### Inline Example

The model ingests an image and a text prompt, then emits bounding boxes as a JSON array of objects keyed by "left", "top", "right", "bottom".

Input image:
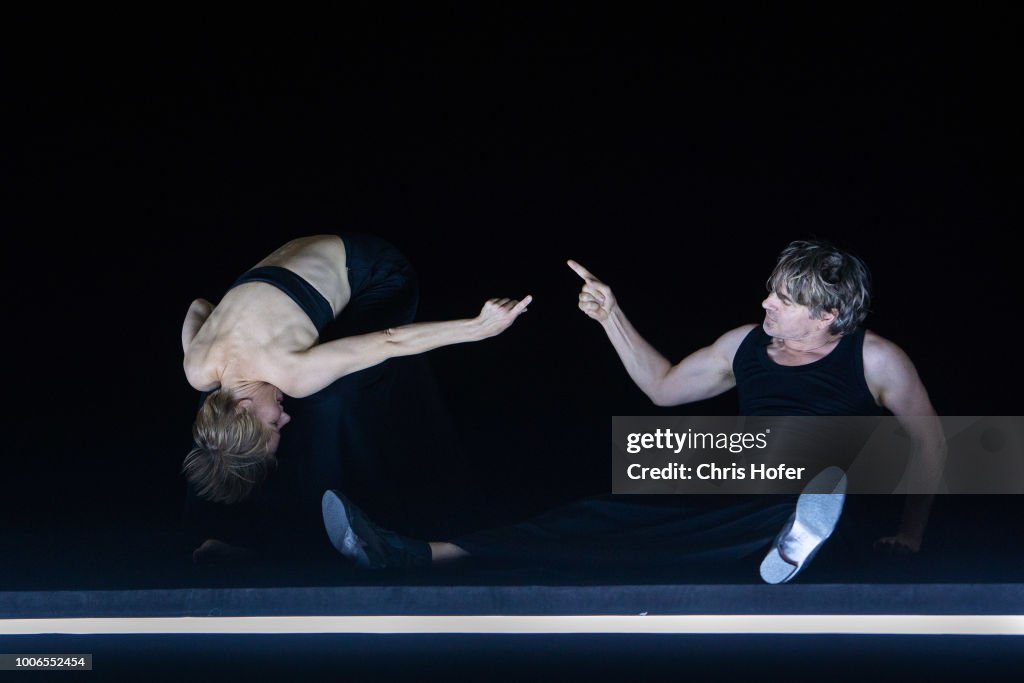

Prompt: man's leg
[
  {"left": 453, "top": 495, "right": 797, "bottom": 572},
  {"left": 323, "top": 490, "right": 796, "bottom": 575}
]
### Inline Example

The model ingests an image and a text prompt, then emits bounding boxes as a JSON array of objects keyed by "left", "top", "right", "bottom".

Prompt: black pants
[
  {"left": 452, "top": 495, "right": 796, "bottom": 575},
  {"left": 331, "top": 231, "right": 420, "bottom": 337},
  {"left": 184, "top": 234, "right": 458, "bottom": 553}
]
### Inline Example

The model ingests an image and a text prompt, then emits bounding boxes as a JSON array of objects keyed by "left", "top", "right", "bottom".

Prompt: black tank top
[{"left": 732, "top": 326, "right": 885, "bottom": 416}]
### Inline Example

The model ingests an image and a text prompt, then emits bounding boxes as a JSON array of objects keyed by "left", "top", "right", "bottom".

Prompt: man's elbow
[
  {"left": 645, "top": 382, "right": 674, "bottom": 407},
  {"left": 648, "top": 393, "right": 669, "bottom": 407}
]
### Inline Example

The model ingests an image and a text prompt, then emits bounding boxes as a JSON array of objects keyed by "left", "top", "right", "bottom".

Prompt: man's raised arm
[
  {"left": 273, "top": 296, "right": 532, "bottom": 398},
  {"left": 569, "top": 260, "right": 747, "bottom": 407}
]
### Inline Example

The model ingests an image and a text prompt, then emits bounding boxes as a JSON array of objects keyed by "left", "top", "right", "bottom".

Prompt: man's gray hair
[{"left": 767, "top": 240, "right": 872, "bottom": 335}]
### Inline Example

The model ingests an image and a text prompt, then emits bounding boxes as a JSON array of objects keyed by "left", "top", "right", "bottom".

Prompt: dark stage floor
[{"left": 2, "top": 633, "right": 1022, "bottom": 681}]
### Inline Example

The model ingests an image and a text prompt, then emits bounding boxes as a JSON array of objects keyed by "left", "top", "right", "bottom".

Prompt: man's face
[
  {"left": 242, "top": 386, "right": 291, "bottom": 455},
  {"left": 761, "top": 289, "right": 829, "bottom": 340}
]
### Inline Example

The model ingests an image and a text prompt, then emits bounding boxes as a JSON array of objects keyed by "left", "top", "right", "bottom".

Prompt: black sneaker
[{"left": 321, "top": 490, "right": 431, "bottom": 569}]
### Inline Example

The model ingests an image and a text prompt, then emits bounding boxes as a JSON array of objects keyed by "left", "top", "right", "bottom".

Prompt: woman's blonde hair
[{"left": 183, "top": 389, "right": 278, "bottom": 504}]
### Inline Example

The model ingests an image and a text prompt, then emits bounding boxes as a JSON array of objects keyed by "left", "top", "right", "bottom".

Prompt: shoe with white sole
[{"left": 760, "top": 466, "right": 848, "bottom": 584}]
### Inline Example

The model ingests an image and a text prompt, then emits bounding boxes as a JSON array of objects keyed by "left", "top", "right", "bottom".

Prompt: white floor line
[{"left": 2, "top": 614, "right": 1023, "bottom": 636}]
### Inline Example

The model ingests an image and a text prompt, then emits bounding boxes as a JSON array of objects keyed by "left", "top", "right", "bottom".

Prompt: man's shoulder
[
  {"left": 863, "top": 329, "right": 904, "bottom": 357},
  {"left": 710, "top": 324, "right": 760, "bottom": 363},
  {"left": 719, "top": 323, "right": 759, "bottom": 342},
  {"left": 713, "top": 324, "right": 759, "bottom": 346},
  {"left": 862, "top": 330, "right": 916, "bottom": 380},
  {"left": 861, "top": 330, "right": 935, "bottom": 414}
]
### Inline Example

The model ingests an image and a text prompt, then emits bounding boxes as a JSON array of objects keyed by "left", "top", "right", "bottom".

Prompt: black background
[{"left": 4, "top": 6, "right": 1021, "bottom": 581}]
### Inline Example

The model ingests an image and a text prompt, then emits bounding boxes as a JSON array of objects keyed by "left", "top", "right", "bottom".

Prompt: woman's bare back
[{"left": 183, "top": 235, "right": 352, "bottom": 391}]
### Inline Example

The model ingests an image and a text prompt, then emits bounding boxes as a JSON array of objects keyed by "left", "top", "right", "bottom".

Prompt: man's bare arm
[
  {"left": 569, "top": 260, "right": 747, "bottom": 406},
  {"left": 182, "top": 298, "right": 214, "bottom": 354},
  {"left": 273, "top": 296, "right": 532, "bottom": 398},
  {"left": 865, "top": 333, "right": 947, "bottom": 553}
]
